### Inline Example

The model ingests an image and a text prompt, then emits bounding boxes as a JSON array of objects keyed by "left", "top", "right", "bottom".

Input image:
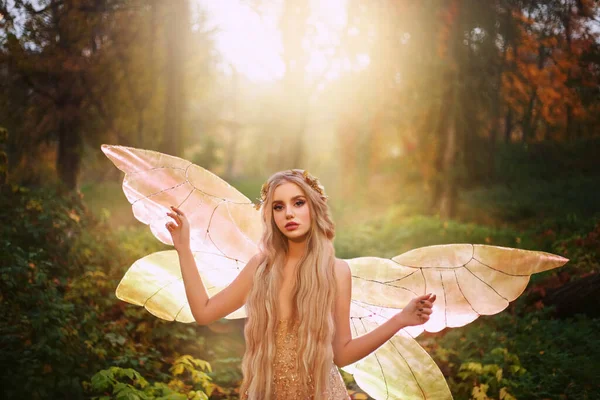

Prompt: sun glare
[{"left": 197, "top": 0, "right": 365, "bottom": 83}]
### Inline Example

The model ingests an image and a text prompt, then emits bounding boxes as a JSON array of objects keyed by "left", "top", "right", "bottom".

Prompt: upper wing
[
  {"left": 341, "top": 244, "right": 568, "bottom": 399},
  {"left": 102, "top": 144, "right": 262, "bottom": 262},
  {"left": 116, "top": 250, "right": 248, "bottom": 322},
  {"left": 348, "top": 244, "right": 568, "bottom": 333}
]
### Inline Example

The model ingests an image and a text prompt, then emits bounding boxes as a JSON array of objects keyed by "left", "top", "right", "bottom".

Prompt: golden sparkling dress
[{"left": 271, "top": 320, "right": 350, "bottom": 400}]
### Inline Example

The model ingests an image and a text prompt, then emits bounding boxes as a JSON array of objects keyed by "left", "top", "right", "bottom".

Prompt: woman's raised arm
[
  {"left": 331, "top": 259, "right": 436, "bottom": 367},
  {"left": 167, "top": 206, "right": 260, "bottom": 325}
]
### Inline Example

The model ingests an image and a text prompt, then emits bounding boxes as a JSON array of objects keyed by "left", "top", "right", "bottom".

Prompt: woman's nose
[{"left": 285, "top": 208, "right": 294, "bottom": 219}]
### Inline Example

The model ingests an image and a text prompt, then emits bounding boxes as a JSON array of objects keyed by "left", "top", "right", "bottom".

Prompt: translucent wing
[
  {"left": 348, "top": 244, "right": 568, "bottom": 333},
  {"left": 102, "top": 145, "right": 260, "bottom": 321},
  {"left": 102, "top": 144, "right": 261, "bottom": 262},
  {"left": 116, "top": 250, "right": 248, "bottom": 322},
  {"left": 342, "top": 244, "right": 568, "bottom": 399},
  {"left": 342, "top": 301, "right": 451, "bottom": 400}
]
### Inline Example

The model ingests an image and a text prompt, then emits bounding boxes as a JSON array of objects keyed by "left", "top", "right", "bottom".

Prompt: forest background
[{"left": 1, "top": 0, "right": 599, "bottom": 399}]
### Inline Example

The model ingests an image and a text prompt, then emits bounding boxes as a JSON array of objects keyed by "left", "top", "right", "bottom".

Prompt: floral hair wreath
[{"left": 254, "top": 170, "right": 328, "bottom": 210}]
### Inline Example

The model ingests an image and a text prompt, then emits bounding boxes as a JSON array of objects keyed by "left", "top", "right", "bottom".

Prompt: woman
[{"left": 165, "top": 169, "right": 436, "bottom": 399}]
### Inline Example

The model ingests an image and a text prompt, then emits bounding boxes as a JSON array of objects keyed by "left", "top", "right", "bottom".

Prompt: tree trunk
[
  {"left": 0, "top": 127, "right": 8, "bottom": 187},
  {"left": 161, "top": 0, "right": 188, "bottom": 157},
  {"left": 53, "top": 0, "right": 85, "bottom": 190},
  {"left": 430, "top": 0, "right": 461, "bottom": 218},
  {"left": 430, "top": 75, "right": 457, "bottom": 218},
  {"left": 545, "top": 274, "right": 600, "bottom": 319},
  {"left": 56, "top": 114, "right": 84, "bottom": 190},
  {"left": 504, "top": 109, "right": 513, "bottom": 143}
]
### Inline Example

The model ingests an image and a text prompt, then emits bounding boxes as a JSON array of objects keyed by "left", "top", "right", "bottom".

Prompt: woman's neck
[{"left": 286, "top": 236, "right": 307, "bottom": 263}]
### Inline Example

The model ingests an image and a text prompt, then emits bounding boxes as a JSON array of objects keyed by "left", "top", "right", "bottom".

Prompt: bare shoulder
[
  {"left": 334, "top": 258, "right": 351, "bottom": 281},
  {"left": 245, "top": 253, "right": 264, "bottom": 273}
]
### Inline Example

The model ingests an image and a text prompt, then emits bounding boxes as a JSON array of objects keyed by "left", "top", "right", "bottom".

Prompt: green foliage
[
  {"left": 461, "top": 176, "right": 600, "bottom": 228},
  {"left": 87, "top": 363, "right": 212, "bottom": 400},
  {"left": 0, "top": 186, "right": 104, "bottom": 398},
  {"left": 428, "top": 308, "right": 600, "bottom": 400},
  {"left": 0, "top": 186, "right": 241, "bottom": 399},
  {"left": 3, "top": 142, "right": 599, "bottom": 400},
  {"left": 335, "top": 210, "right": 532, "bottom": 259}
]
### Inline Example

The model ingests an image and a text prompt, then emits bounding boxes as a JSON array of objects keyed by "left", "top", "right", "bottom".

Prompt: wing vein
[
  {"left": 385, "top": 269, "right": 418, "bottom": 284},
  {"left": 185, "top": 164, "right": 252, "bottom": 205},
  {"left": 464, "top": 266, "right": 509, "bottom": 301},
  {"left": 225, "top": 202, "right": 260, "bottom": 248},
  {"left": 359, "top": 319, "right": 389, "bottom": 400},
  {"left": 453, "top": 269, "right": 480, "bottom": 316},
  {"left": 176, "top": 187, "right": 195, "bottom": 210},
  {"left": 351, "top": 276, "right": 418, "bottom": 294},
  {"left": 131, "top": 181, "right": 188, "bottom": 205},
  {"left": 125, "top": 166, "right": 187, "bottom": 177},
  {"left": 472, "top": 256, "right": 531, "bottom": 277},
  {"left": 439, "top": 270, "right": 448, "bottom": 327},
  {"left": 388, "top": 333, "right": 427, "bottom": 400},
  {"left": 173, "top": 301, "right": 188, "bottom": 321},
  {"left": 193, "top": 250, "right": 245, "bottom": 264},
  {"left": 142, "top": 276, "right": 184, "bottom": 318}
]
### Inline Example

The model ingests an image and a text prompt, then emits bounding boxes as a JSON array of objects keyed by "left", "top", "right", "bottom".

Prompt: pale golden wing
[
  {"left": 347, "top": 244, "right": 568, "bottom": 333},
  {"left": 342, "top": 301, "right": 451, "bottom": 400},
  {"left": 102, "top": 144, "right": 261, "bottom": 262},
  {"left": 116, "top": 250, "right": 247, "bottom": 322},
  {"left": 344, "top": 245, "right": 567, "bottom": 399},
  {"left": 392, "top": 244, "right": 568, "bottom": 332}
]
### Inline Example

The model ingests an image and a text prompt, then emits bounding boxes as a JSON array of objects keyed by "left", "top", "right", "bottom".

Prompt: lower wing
[{"left": 115, "top": 250, "right": 249, "bottom": 322}]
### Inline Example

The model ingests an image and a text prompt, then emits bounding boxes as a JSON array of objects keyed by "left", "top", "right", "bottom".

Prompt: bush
[
  {"left": 0, "top": 186, "right": 243, "bottom": 399},
  {"left": 428, "top": 308, "right": 600, "bottom": 400},
  {"left": 87, "top": 355, "right": 214, "bottom": 400}
]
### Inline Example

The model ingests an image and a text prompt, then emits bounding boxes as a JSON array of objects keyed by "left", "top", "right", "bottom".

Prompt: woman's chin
[{"left": 283, "top": 230, "right": 309, "bottom": 242}]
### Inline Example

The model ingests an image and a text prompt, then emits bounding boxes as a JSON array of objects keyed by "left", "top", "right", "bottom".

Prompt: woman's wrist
[
  {"left": 176, "top": 245, "right": 192, "bottom": 255},
  {"left": 393, "top": 311, "right": 409, "bottom": 330}
]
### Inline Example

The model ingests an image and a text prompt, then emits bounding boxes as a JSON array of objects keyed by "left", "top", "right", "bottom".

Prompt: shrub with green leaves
[{"left": 87, "top": 356, "right": 214, "bottom": 400}]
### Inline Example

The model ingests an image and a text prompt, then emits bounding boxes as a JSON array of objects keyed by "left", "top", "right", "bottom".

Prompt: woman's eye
[
  {"left": 295, "top": 200, "right": 305, "bottom": 207},
  {"left": 273, "top": 205, "right": 283, "bottom": 211}
]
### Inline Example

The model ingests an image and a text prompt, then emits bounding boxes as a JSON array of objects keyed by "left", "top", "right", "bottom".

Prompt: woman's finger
[
  {"left": 416, "top": 293, "right": 432, "bottom": 302},
  {"left": 419, "top": 294, "right": 435, "bottom": 304},
  {"left": 166, "top": 212, "right": 182, "bottom": 226},
  {"left": 171, "top": 206, "right": 185, "bottom": 217}
]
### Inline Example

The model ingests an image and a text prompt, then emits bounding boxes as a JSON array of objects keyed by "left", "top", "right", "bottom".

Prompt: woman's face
[{"left": 272, "top": 182, "right": 311, "bottom": 241}]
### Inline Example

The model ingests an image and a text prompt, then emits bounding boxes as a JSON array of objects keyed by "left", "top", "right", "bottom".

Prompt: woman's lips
[{"left": 285, "top": 222, "right": 299, "bottom": 230}]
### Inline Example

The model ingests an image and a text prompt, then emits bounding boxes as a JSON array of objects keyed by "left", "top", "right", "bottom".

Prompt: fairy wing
[
  {"left": 102, "top": 144, "right": 261, "bottom": 262},
  {"left": 102, "top": 145, "right": 260, "bottom": 321},
  {"left": 115, "top": 250, "right": 247, "bottom": 322},
  {"left": 344, "top": 300, "right": 452, "bottom": 399},
  {"left": 342, "top": 244, "right": 568, "bottom": 399},
  {"left": 349, "top": 244, "right": 568, "bottom": 333}
]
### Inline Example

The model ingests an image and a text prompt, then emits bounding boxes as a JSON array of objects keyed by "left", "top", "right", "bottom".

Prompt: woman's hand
[
  {"left": 166, "top": 206, "right": 191, "bottom": 253},
  {"left": 397, "top": 293, "right": 436, "bottom": 327}
]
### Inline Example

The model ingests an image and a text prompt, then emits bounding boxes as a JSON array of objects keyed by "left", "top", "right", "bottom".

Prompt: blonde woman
[{"left": 165, "top": 169, "right": 436, "bottom": 399}]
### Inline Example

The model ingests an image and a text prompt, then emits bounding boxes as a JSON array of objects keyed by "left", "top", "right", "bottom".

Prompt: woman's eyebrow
[{"left": 272, "top": 195, "right": 306, "bottom": 203}]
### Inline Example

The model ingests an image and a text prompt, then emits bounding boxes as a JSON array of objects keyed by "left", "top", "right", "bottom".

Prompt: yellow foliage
[
  {"left": 25, "top": 199, "right": 43, "bottom": 211},
  {"left": 171, "top": 363, "right": 185, "bottom": 376},
  {"left": 500, "top": 387, "right": 517, "bottom": 400},
  {"left": 472, "top": 383, "right": 490, "bottom": 400},
  {"left": 68, "top": 209, "right": 80, "bottom": 223}
]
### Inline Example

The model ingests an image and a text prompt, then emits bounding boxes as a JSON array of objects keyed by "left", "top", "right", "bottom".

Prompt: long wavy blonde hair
[{"left": 240, "top": 170, "right": 337, "bottom": 399}]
